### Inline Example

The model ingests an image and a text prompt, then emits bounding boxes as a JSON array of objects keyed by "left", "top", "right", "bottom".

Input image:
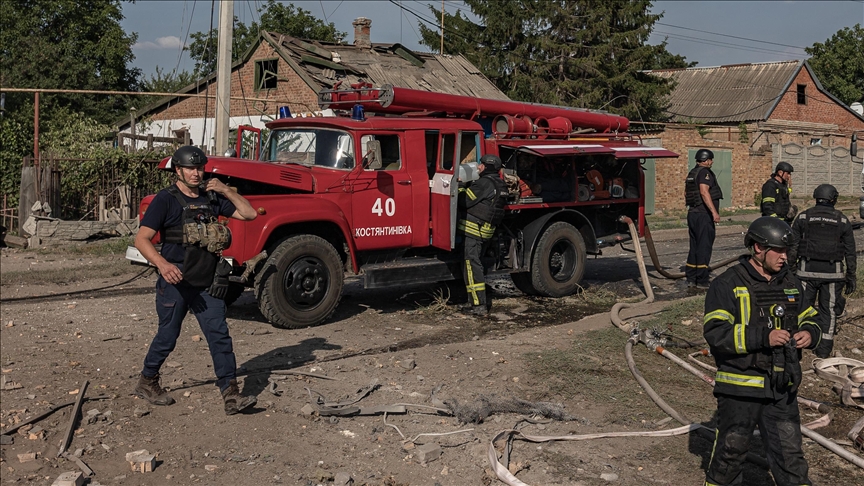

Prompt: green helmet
[{"left": 744, "top": 216, "right": 792, "bottom": 250}]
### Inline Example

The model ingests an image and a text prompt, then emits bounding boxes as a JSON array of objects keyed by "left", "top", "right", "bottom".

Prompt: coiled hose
[{"left": 614, "top": 217, "right": 864, "bottom": 471}]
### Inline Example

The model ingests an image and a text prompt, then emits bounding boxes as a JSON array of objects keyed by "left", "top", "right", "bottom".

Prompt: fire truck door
[
  {"left": 350, "top": 134, "right": 414, "bottom": 250},
  {"left": 430, "top": 131, "right": 480, "bottom": 250}
]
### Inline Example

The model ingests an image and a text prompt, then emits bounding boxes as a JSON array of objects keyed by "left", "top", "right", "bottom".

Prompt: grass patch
[
  {"left": 32, "top": 236, "right": 134, "bottom": 257},
  {"left": 637, "top": 295, "right": 706, "bottom": 343},
  {"left": 524, "top": 297, "right": 714, "bottom": 424},
  {"left": 850, "top": 257, "right": 864, "bottom": 300},
  {"left": 1, "top": 260, "right": 139, "bottom": 286}
]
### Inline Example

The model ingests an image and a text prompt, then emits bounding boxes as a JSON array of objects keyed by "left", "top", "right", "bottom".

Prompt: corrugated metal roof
[
  {"left": 266, "top": 32, "right": 508, "bottom": 101},
  {"left": 645, "top": 61, "right": 803, "bottom": 123}
]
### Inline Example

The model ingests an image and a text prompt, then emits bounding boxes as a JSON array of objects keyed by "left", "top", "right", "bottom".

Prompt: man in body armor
[
  {"left": 685, "top": 148, "right": 723, "bottom": 289},
  {"left": 761, "top": 161, "right": 796, "bottom": 223},
  {"left": 788, "top": 184, "right": 857, "bottom": 358},
  {"left": 458, "top": 154, "right": 509, "bottom": 316},
  {"left": 703, "top": 217, "right": 821, "bottom": 486},
  {"left": 133, "top": 146, "right": 259, "bottom": 415}
]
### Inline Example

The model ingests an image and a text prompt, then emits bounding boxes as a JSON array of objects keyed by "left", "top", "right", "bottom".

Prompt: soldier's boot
[
  {"left": 134, "top": 373, "right": 175, "bottom": 406},
  {"left": 222, "top": 379, "right": 257, "bottom": 415}
]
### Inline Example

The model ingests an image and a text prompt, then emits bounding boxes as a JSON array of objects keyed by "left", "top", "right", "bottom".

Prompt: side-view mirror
[
  {"left": 363, "top": 140, "right": 382, "bottom": 170},
  {"left": 851, "top": 133, "right": 858, "bottom": 158}
]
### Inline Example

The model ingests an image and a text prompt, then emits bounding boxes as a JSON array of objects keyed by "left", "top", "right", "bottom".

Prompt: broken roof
[
  {"left": 262, "top": 31, "right": 507, "bottom": 100},
  {"left": 645, "top": 60, "right": 803, "bottom": 123}
]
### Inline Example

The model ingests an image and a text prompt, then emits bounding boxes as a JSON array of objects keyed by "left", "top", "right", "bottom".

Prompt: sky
[{"left": 121, "top": 0, "right": 864, "bottom": 81}]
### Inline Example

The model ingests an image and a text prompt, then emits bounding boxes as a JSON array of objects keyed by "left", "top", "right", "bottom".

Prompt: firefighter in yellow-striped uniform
[
  {"left": 703, "top": 217, "right": 820, "bottom": 486},
  {"left": 760, "top": 161, "right": 796, "bottom": 223},
  {"left": 457, "top": 154, "right": 509, "bottom": 316}
]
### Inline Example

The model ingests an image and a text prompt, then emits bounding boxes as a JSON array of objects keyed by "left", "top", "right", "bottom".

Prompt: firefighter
[
  {"left": 685, "top": 148, "right": 723, "bottom": 289},
  {"left": 761, "top": 161, "right": 796, "bottom": 222},
  {"left": 133, "top": 146, "right": 259, "bottom": 415},
  {"left": 788, "top": 184, "right": 857, "bottom": 358},
  {"left": 703, "top": 216, "right": 821, "bottom": 486},
  {"left": 457, "top": 154, "right": 509, "bottom": 316}
]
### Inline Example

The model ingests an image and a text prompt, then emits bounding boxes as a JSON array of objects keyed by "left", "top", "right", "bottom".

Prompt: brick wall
[
  {"left": 651, "top": 126, "right": 772, "bottom": 211},
  {"left": 770, "top": 67, "right": 864, "bottom": 134},
  {"left": 150, "top": 41, "right": 320, "bottom": 122}
]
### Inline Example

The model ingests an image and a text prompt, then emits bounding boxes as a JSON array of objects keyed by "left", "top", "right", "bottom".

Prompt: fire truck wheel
[
  {"left": 530, "top": 221, "right": 586, "bottom": 297},
  {"left": 510, "top": 273, "right": 539, "bottom": 296},
  {"left": 256, "top": 235, "right": 344, "bottom": 328}
]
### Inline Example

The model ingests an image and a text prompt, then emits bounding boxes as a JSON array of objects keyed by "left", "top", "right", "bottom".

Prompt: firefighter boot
[
  {"left": 134, "top": 373, "right": 175, "bottom": 406},
  {"left": 222, "top": 380, "right": 257, "bottom": 415}
]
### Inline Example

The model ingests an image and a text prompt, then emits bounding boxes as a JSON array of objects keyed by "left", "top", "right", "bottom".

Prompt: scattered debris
[
  {"left": 17, "top": 452, "right": 39, "bottom": 463},
  {"left": 51, "top": 471, "right": 85, "bottom": 486},
  {"left": 600, "top": 472, "right": 619, "bottom": 481},
  {"left": 399, "top": 359, "right": 416, "bottom": 371},
  {"left": 126, "top": 449, "right": 155, "bottom": 472},
  {"left": 133, "top": 407, "right": 150, "bottom": 418},
  {"left": 333, "top": 471, "right": 353, "bottom": 485},
  {"left": 265, "top": 380, "right": 283, "bottom": 397},
  {"left": 0, "top": 435, "right": 13, "bottom": 445},
  {"left": 1, "top": 375, "right": 23, "bottom": 390},
  {"left": 204, "top": 465, "right": 218, "bottom": 472},
  {"left": 58, "top": 380, "right": 89, "bottom": 457},
  {"left": 191, "top": 334, "right": 202, "bottom": 342},
  {"left": 445, "top": 396, "right": 573, "bottom": 424},
  {"left": 415, "top": 443, "right": 441, "bottom": 464}
]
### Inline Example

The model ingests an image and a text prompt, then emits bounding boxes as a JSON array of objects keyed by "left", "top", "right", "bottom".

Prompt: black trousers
[
  {"left": 706, "top": 393, "right": 810, "bottom": 486},
  {"left": 801, "top": 278, "right": 846, "bottom": 358},
  {"left": 687, "top": 211, "right": 716, "bottom": 285},
  {"left": 463, "top": 236, "right": 488, "bottom": 307}
]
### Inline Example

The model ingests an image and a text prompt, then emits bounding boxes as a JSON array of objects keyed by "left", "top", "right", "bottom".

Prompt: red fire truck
[{"left": 128, "top": 84, "right": 677, "bottom": 328}]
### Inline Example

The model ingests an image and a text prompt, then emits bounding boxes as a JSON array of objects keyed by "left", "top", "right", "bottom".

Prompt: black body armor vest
[
  {"left": 467, "top": 175, "right": 509, "bottom": 226},
  {"left": 799, "top": 206, "right": 845, "bottom": 262},
  {"left": 162, "top": 186, "right": 226, "bottom": 287},
  {"left": 685, "top": 166, "right": 722, "bottom": 207}
]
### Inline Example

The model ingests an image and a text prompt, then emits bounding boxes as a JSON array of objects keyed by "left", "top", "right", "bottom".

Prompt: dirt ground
[{"left": 1, "top": 226, "right": 863, "bottom": 486}]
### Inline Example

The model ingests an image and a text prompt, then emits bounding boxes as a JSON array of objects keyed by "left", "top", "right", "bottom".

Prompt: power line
[
  {"left": 655, "top": 22, "right": 808, "bottom": 50},
  {"left": 655, "top": 31, "right": 802, "bottom": 57}
]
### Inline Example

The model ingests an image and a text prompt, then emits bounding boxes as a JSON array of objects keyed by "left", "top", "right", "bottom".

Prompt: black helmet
[
  {"left": 480, "top": 154, "right": 503, "bottom": 172},
  {"left": 170, "top": 146, "right": 208, "bottom": 168},
  {"left": 775, "top": 161, "right": 794, "bottom": 174},
  {"left": 744, "top": 216, "right": 792, "bottom": 250},
  {"left": 813, "top": 184, "right": 838, "bottom": 204},
  {"left": 694, "top": 149, "right": 714, "bottom": 163}
]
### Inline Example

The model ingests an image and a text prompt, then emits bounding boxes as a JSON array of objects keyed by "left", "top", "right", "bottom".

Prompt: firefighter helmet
[
  {"left": 813, "top": 184, "right": 839, "bottom": 204},
  {"left": 170, "top": 146, "right": 208, "bottom": 168},
  {"left": 775, "top": 161, "right": 794, "bottom": 174},
  {"left": 694, "top": 149, "right": 714, "bottom": 163},
  {"left": 480, "top": 154, "right": 503, "bottom": 173},
  {"left": 744, "top": 216, "right": 793, "bottom": 250}
]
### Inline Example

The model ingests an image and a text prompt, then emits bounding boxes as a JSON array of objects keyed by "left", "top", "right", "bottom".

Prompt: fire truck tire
[
  {"left": 256, "top": 235, "right": 344, "bottom": 328},
  {"left": 510, "top": 273, "right": 539, "bottom": 296},
  {"left": 529, "top": 221, "right": 586, "bottom": 297}
]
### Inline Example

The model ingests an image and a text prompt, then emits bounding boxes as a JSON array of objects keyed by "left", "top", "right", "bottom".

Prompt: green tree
[
  {"left": 806, "top": 24, "right": 864, "bottom": 105},
  {"left": 417, "top": 0, "right": 687, "bottom": 121},
  {"left": 187, "top": 0, "right": 344, "bottom": 75},
  {"left": 0, "top": 0, "right": 141, "bottom": 210},
  {"left": 138, "top": 67, "right": 198, "bottom": 109}
]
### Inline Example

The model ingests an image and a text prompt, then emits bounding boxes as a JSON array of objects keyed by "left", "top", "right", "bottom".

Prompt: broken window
[
  {"left": 797, "top": 84, "right": 806, "bottom": 105},
  {"left": 255, "top": 59, "right": 278, "bottom": 91}
]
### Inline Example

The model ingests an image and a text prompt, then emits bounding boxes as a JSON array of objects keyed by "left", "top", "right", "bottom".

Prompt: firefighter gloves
[{"left": 208, "top": 258, "right": 233, "bottom": 299}]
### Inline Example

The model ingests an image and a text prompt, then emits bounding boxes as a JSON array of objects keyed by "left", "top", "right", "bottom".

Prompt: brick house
[
  {"left": 120, "top": 18, "right": 507, "bottom": 153},
  {"left": 642, "top": 61, "right": 864, "bottom": 211}
]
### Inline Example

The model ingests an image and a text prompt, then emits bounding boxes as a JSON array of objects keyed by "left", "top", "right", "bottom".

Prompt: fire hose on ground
[
  {"left": 615, "top": 217, "right": 864, "bottom": 470},
  {"left": 488, "top": 216, "right": 863, "bottom": 486},
  {"left": 642, "top": 223, "right": 745, "bottom": 280}
]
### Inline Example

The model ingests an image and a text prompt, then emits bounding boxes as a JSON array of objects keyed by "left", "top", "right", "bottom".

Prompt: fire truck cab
[{"left": 129, "top": 84, "right": 678, "bottom": 328}]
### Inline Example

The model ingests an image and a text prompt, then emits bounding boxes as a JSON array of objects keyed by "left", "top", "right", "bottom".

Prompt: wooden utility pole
[
  {"left": 215, "top": 0, "right": 234, "bottom": 156},
  {"left": 440, "top": 1, "right": 445, "bottom": 54}
]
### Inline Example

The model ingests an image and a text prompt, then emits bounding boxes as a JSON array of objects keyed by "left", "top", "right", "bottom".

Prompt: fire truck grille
[{"left": 280, "top": 171, "right": 302, "bottom": 183}]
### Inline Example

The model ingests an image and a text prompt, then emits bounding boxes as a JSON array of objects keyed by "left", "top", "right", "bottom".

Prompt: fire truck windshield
[{"left": 265, "top": 128, "right": 355, "bottom": 169}]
